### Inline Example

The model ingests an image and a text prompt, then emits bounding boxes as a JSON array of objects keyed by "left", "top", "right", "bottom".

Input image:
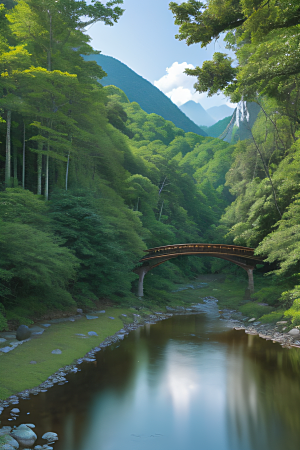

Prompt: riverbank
[{"left": 1, "top": 275, "right": 299, "bottom": 410}]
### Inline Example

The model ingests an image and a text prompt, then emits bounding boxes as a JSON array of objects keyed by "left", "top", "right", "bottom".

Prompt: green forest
[{"left": 1, "top": 0, "right": 300, "bottom": 331}]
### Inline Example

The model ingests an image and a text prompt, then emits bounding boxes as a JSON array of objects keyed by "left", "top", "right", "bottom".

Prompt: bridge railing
[{"left": 140, "top": 243, "right": 259, "bottom": 261}]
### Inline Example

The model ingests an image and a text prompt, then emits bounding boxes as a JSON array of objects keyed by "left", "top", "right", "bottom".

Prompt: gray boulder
[
  {"left": 0, "top": 427, "right": 12, "bottom": 437},
  {"left": 288, "top": 328, "right": 300, "bottom": 336},
  {"left": 3, "top": 435, "right": 19, "bottom": 448},
  {"left": 16, "top": 325, "right": 31, "bottom": 341},
  {"left": 11, "top": 424, "right": 37, "bottom": 447}
]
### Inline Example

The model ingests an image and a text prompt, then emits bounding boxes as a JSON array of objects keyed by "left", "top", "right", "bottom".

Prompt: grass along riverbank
[{"left": 0, "top": 307, "right": 152, "bottom": 400}]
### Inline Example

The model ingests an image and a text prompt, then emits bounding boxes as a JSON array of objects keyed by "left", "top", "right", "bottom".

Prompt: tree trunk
[
  {"left": 13, "top": 143, "right": 18, "bottom": 187},
  {"left": 158, "top": 200, "right": 164, "bottom": 221},
  {"left": 22, "top": 123, "right": 25, "bottom": 189},
  {"left": 65, "top": 152, "right": 70, "bottom": 190},
  {"left": 45, "top": 153, "right": 49, "bottom": 200},
  {"left": 5, "top": 110, "right": 11, "bottom": 187},
  {"left": 37, "top": 141, "right": 43, "bottom": 195}
]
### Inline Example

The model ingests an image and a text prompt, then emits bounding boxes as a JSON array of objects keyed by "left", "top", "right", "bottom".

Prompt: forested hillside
[
  {"left": 170, "top": 0, "right": 300, "bottom": 323},
  {"left": 1, "top": 0, "right": 300, "bottom": 331},
  {"left": 0, "top": 0, "right": 234, "bottom": 330}
]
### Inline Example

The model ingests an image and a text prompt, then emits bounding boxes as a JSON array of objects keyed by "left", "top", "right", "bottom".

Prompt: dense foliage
[
  {"left": 2, "top": 0, "right": 300, "bottom": 330},
  {"left": 0, "top": 0, "right": 236, "bottom": 329},
  {"left": 169, "top": 0, "right": 300, "bottom": 322}
]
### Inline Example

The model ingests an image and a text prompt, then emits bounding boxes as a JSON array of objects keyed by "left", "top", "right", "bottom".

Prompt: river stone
[
  {"left": 42, "top": 432, "right": 58, "bottom": 441},
  {"left": 41, "top": 324, "right": 51, "bottom": 328},
  {"left": 0, "top": 338, "right": 6, "bottom": 343},
  {"left": 11, "top": 425, "right": 37, "bottom": 447},
  {"left": 1, "top": 444, "right": 15, "bottom": 450},
  {"left": 88, "top": 331, "right": 98, "bottom": 336},
  {"left": 86, "top": 315, "right": 98, "bottom": 320},
  {"left": 77, "top": 308, "right": 83, "bottom": 314},
  {"left": 3, "top": 435, "right": 19, "bottom": 448},
  {"left": 248, "top": 318, "right": 256, "bottom": 322},
  {"left": 288, "top": 328, "right": 300, "bottom": 336},
  {"left": 16, "top": 325, "right": 31, "bottom": 341},
  {"left": 96, "top": 310, "right": 105, "bottom": 314},
  {"left": 0, "top": 346, "right": 13, "bottom": 353},
  {"left": 108, "top": 317, "right": 115, "bottom": 320},
  {"left": 10, "top": 408, "right": 20, "bottom": 414},
  {"left": 51, "top": 349, "right": 62, "bottom": 354},
  {"left": 277, "top": 321, "right": 288, "bottom": 324},
  {"left": 0, "top": 426, "right": 12, "bottom": 436},
  {"left": 23, "top": 424, "right": 35, "bottom": 429}
]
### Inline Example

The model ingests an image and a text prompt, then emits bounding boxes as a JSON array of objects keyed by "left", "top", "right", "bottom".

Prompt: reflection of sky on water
[
  {"left": 60, "top": 317, "right": 300, "bottom": 450},
  {"left": 79, "top": 328, "right": 233, "bottom": 450}
]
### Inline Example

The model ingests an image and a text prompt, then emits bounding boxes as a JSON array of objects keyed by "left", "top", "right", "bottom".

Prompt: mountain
[
  {"left": 221, "top": 101, "right": 261, "bottom": 143},
  {"left": 84, "top": 54, "right": 207, "bottom": 136},
  {"left": 201, "top": 115, "right": 232, "bottom": 138},
  {"left": 179, "top": 100, "right": 215, "bottom": 127},
  {"left": 206, "top": 105, "right": 235, "bottom": 122}
]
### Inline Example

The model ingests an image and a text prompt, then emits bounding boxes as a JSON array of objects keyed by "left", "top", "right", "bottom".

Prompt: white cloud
[
  {"left": 154, "top": 61, "right": 237, "bottom": 109},
  {"left": 154, "top": 62, "right": 205, "bottom": 106}
]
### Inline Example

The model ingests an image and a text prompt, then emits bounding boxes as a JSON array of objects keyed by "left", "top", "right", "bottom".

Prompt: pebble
[
  {"left": 88, "top": 331, "right": 98, "bottom": 336},
  {"left": 10, "top": 408, "right": 20, "bottom": 414},
  {"left": 86, "top": 315, "right": 98, "bottom": 320},
  {"left": 42, "top": 432, "right": 58, "bottom": 441},
  {"left": 96, "top": 310, "right": 105, "bottom": 314},
  {"left": 30, "top": 361, "right": 37, "bottom": 364},
  {"left": 51, "top": 349, "right": 62, "bottom": 355},
  {"left": 248, "top": 318, "right": 256, "bottom": 322},
  {"left": 0, "top": 338, "right": 7, "bottom": 343},
  {"left": 108, "top": 317, "right": 115, "bottom": 320},
  {"left": 41, "top": 324, "right": 51, "bottom": 328}
]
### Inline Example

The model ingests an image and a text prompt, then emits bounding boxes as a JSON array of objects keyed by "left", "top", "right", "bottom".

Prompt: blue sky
[{"left": 88, "top": 0, "right": 235, "bottom": 110}]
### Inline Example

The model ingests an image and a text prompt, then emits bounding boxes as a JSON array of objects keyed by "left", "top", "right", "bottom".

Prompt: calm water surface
[{"left": 3, "top": 308, "right": 300, "bottom": 450}]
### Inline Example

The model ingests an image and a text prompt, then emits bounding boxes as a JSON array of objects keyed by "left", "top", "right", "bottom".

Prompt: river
[{"left": 2, "top": 302, "right": 300, "bottom": 450}]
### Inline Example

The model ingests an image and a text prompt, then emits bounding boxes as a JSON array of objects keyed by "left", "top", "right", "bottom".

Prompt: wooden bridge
[{"left": 135, "top": 243, "right": 263, "bottom": 297}]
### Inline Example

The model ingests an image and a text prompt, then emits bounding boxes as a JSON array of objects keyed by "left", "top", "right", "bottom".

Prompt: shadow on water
[{"left": 2, "top": 311, "right": 300, "bottom": 450}]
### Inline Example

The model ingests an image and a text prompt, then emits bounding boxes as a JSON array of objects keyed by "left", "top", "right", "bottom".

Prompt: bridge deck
[{"left": 140, "top": 243, "right": 262, "bottom": 264}]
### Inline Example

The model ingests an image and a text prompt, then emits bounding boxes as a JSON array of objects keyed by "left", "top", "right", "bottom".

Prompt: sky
[{"left": 88, "top": 0, "right": 236, "bottom": 110}]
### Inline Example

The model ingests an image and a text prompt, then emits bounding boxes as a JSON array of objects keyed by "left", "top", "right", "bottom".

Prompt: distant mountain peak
[{"left": 179, "top": 100, "right": 215, "bottom": 127}]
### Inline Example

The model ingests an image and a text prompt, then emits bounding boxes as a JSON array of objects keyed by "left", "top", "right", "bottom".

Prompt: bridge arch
[{"left": 134, "top": 243, "right": 263, "bottom": 297}]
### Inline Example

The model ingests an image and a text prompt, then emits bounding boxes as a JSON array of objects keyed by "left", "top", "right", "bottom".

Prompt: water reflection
[{"left": 2, "top": 314, "right": 300, "bottom": 450}]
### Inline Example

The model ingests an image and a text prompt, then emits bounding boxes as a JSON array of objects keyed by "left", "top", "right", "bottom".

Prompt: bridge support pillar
[
  {"left": 136, "top": 266, "right": 151, "bottom": 297},
  {"left": 246, "top": 267, "right": 254, "bottom": 294}
]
